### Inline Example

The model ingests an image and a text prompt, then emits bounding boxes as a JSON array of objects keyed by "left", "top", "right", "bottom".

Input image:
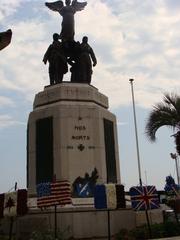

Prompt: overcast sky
[{"left": 0, "top": 0, "right": 180, "bottom": 192}]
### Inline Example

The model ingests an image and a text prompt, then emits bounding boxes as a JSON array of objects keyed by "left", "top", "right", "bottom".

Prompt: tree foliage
[{"left": 145, "top": 93, "right": 180, "bottom": 155}]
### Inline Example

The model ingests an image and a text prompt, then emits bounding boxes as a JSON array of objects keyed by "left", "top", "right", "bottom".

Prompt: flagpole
[
  {"left": 55, "top": 205, "right": 57, "bottom": 239},
  {"left": 107, "top": 209, "right": 111, "bottom": 240},
  {"left": 15, "top": 182, "right": 17, "bottom": 191},
  {"left": 8, "top": 218, "right": 14, "bottom": 240},
  {"left": 129, "top": 79, "right": 142, "bottom": 186},
  {"left": 8, "top": 182, "right": 17, "bottom": 240},
  {"left": 53, "top": 175, "right": 57, "bottom": 240},
  {"left": 129, "top": 79, "right": 152, "bottom": 238}
]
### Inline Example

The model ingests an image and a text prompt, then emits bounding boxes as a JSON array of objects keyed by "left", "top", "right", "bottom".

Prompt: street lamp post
[{"left": 170, "top": 153, "right": 180, "bottom": 185}]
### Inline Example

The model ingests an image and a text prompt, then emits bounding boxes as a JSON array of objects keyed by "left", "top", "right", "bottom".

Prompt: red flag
[
  {"left": 116, "top": 184, "right": 126, "bottom": 209},
  {"left": 0, "top": 29, "right": 12, "bottom": 51},
  {"left": 0, "top": 194, "right": 4, "bottom": 218},
  {"left": 17, "top": 189, "right": 28, "bottom": 216},
  {"left": 0, "top": 189, "right": 27, "bottom": 218}
]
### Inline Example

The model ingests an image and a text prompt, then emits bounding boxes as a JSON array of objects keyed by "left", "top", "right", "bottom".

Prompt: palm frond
[
  {"left": 163, "top": 92, "right": 180, "bottom": 115},
  {"left": 145, "top": 93, "right": 180, "bottom": 142}
]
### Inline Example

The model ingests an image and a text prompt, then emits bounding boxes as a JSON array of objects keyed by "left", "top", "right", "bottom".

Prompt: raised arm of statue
[
  {"left": 45, "top": 0, "right": 87, "bottom": 41},
  {"left": 89, "top": 48, "right": 97, "bottom": 67},
  {"left": 0, "top": 29, "right": 12, "bottom": 51}
]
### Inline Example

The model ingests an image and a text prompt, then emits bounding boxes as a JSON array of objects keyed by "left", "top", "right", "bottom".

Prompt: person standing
[
  {"left": 43, "top": 33, "right": 68, "bottom": 85},
  {"left": 79, "top": 36, "right": 97, "bottom": 84}
]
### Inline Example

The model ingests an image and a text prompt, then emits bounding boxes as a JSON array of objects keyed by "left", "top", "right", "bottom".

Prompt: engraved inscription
[
  {"left": 72, "top": 125, "right": 90, "bottom": 140},
  {"left": 72, "top": 136, "right": 90, "bottom": 140}
]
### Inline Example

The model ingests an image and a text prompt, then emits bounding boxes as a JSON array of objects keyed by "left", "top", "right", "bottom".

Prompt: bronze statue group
[{"left": 43, "top": 0, "right": 97, "bottom": 85}]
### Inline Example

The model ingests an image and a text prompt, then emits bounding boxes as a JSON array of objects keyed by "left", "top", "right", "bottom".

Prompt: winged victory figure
[{"left": 45, "top": 0, "right": 87, "bottom": 42}]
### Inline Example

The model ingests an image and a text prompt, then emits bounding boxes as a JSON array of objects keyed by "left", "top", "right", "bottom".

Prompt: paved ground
[{"left": 152, "top": 237, "right": 180, "bottom": 240}]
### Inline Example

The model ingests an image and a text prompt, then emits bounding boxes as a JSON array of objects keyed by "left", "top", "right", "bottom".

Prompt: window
[
  {"left": 103, "top": 119, "right": 117, "bottom": 183},
  {"left": 36, "top": 117, "right": 53, "bottom": 184}
]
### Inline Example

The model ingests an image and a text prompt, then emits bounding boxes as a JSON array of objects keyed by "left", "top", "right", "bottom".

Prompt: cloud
[
  {"left": 0, "top": 0, "right": 23, "bottom": 21},
  {"left": 0, "top": 0, "right": 180, "bottom": 110},
  {"left": 164, "top": 0, "right": 180, "bottom": 11},
  {"left": 82, "top": 0, "right": 180, "bottom": 109},
  {"left": 117, "top": 120, "right": 128, "bottom": 126},
  {"left": 0, "top": 96, "right": 15, "bottom": 107},
  {"left": 0, "top": 19, "right": 49, "bottom": 100},
  {"left": 0, "top": 115, "right": 25, "bottom": 129}
]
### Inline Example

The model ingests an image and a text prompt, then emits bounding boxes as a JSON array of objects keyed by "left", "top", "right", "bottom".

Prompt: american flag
[
  {"left": 129, "top": 185, "right": 159, "bottom": 211},
  {"left": 37, "top": 180, "right": 72, "bottom": 208}
]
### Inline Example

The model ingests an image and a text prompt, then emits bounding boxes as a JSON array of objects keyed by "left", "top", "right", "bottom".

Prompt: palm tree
[{"left": 145, "top": 93, "right": 180, "bottom": 155}]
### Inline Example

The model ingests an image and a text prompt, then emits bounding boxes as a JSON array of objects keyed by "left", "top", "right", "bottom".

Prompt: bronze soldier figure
[
  {"left": 43, "top": 33, "right": 68, "bottom": 85},
  {"left": 79, "top": 36, "right": 97, "bottom": 84}
]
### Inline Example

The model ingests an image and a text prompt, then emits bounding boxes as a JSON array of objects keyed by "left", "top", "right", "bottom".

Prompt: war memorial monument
[{"left": 24, "top": 0, "right": 136, "bottom": 239}]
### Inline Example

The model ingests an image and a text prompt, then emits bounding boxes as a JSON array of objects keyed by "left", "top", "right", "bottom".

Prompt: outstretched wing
[
  {"left": 45, "top": 1, "right": 64, "bottom": 12},
  {"left": 72, "top": 0, "right": 87, "bottom": 11},
  {"left": 0, "top": 29, "right": 12, "bottom": 51}
]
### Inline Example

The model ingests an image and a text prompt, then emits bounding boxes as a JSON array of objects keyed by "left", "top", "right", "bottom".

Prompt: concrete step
[{"left": 151, "top": 236, "right": 180, "bottom": 240}]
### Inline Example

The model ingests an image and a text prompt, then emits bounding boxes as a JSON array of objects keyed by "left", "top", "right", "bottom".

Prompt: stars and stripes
[
  {"left": 129, "top": 185, "right": 160, "bottom": 211},
  {"left": 37, "top": 180, "right": 72, "bottom": 208}
]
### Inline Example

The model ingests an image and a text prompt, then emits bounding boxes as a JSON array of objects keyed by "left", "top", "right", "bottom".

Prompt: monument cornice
[{"left": 33, "top": 83, "right": 109, "bottom": 110}]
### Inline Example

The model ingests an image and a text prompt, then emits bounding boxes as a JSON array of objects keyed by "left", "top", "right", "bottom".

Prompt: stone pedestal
[
  {"left": 16, "top": 207, "right": 136, "bottom": 240},
  {"left": 27, "top": 83, "right": 120, "bottom": 196}
]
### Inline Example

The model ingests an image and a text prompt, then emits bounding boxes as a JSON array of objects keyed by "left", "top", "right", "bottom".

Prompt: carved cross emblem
[{"left": 78, "top": 144, "right": 85, "bottom": 151}]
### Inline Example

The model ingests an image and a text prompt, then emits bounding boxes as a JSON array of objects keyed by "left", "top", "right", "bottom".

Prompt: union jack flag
[{"left": 129, "top": 185, "right": 160, "bottom": 211}]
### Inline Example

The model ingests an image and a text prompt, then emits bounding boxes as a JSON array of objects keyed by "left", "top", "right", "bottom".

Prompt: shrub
[
  {"left": 116, "top": 222, "right": 180, "bottom": 240},
  {"left": 0, "top": 236, "right": 15, "bottom": 240},
  {"left": 29, "top": 227, "right": 70, "bottom": 240}
]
